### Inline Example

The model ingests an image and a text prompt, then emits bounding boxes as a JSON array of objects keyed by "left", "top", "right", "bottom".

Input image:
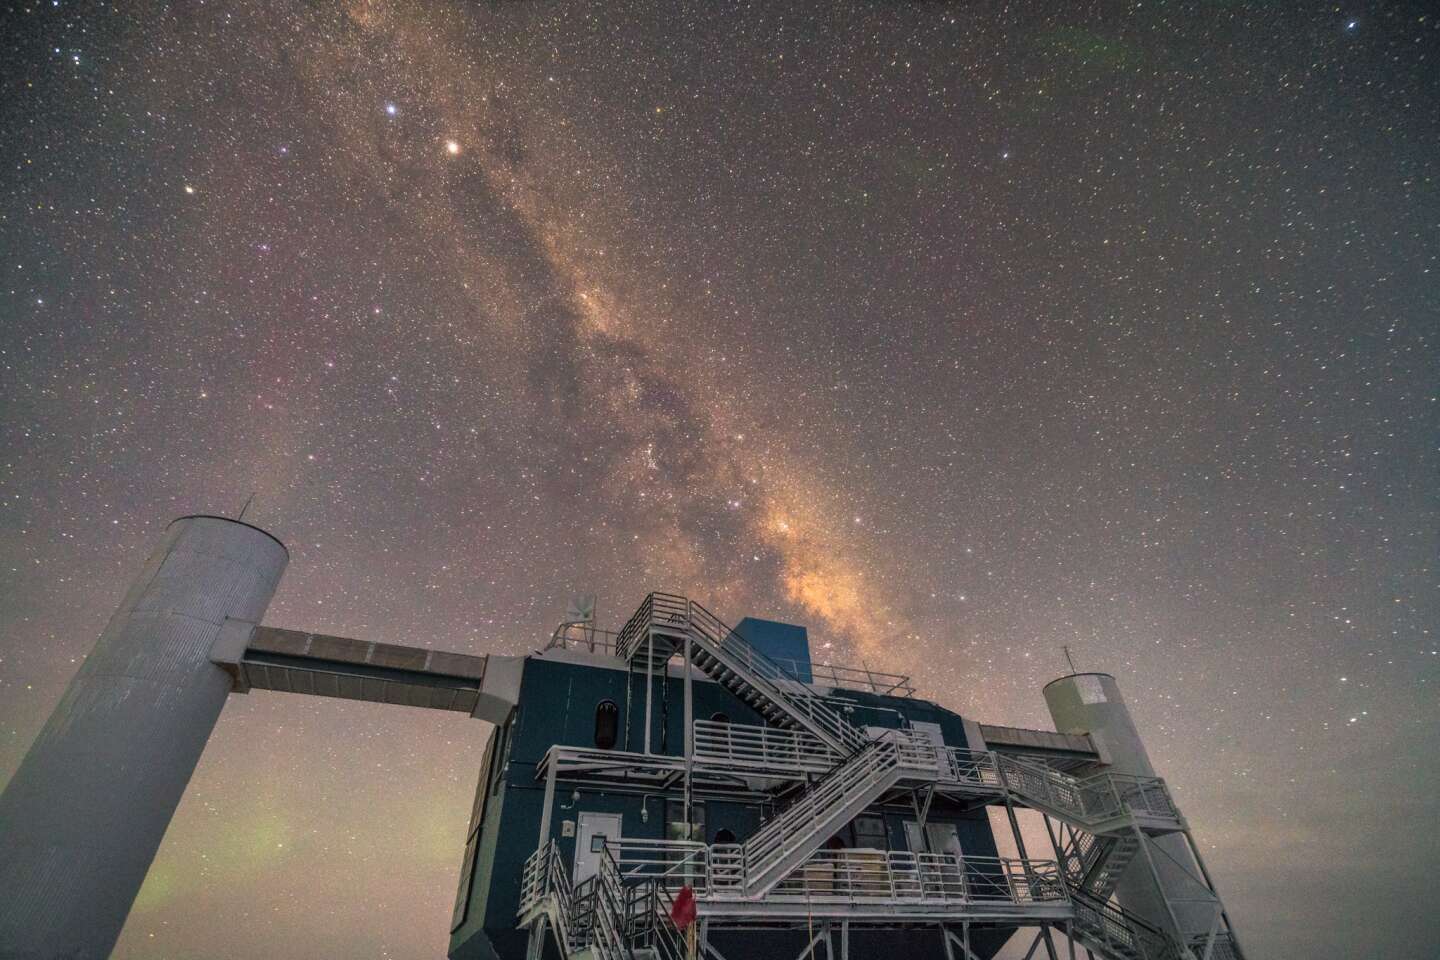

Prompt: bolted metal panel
[{"left": 0, "top": 516, "right": 287, "bottom": 960}]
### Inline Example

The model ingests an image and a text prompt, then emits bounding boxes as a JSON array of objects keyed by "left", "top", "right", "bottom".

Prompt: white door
[
  {"left": 574, "top": 812, "right": 622, "bottom": 885},
  {"left": 904, "top": 820, "right": 963, "bottom": 858}
]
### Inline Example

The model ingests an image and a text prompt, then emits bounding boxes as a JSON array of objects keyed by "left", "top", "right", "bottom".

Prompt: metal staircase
[
  {"left": 615, "top": 593, "right": 868, "bottom": 754},
  {"left": 597, "top": 593, "right": 1238, "bottom": 960},
  {"left": 518, "top": 841, "right": 585, "bottom": 960},
  {"left": 710, "top": 736, "right": 930, "bottom": 897},
  {"left": 1068, "top": 884, "right": 1182, "bottom": 960},
  {"left": 591, "top": 848, "right": 638, "bottom": 960},
  {"left": 1061, "top": 826, "right": 1142, "bottom": 901},
  {"left": 522, "top": 840, "right": 689, "bottom": 960},
  {"left": 995, "top": 753, "right": 1182, "bottom": 837}
]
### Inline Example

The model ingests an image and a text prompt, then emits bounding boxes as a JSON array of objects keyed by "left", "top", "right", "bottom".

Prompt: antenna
[
  {"left": 1063, "top": 644, "right": 1078, "bottom": 676},
  {"left": 236, "top": 492, "right": 257, "bottom": 522},
  {"left": 565, "top": 594, "right": 597, "bottom": 651}
]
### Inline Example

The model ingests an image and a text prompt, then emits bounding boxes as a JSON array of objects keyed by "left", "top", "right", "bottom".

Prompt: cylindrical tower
[
  {"left": 0, "top": 516, "right": 287, "bottom": 959},
  {"left": 1044, "top": 672, "right": 1212, "bottom": 941}
]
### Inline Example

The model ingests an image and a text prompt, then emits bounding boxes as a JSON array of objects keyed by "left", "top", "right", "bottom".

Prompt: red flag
[{"left": 669, "top": 885, "right": 697, "bottom": 929}]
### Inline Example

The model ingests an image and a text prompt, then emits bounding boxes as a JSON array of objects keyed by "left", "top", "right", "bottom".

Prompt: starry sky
[{"left": 1, "top": 1, "right": 1437, "bottom": 957}]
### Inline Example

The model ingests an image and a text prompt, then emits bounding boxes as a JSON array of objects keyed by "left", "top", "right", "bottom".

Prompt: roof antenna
[
  {"left": 236, "top": 491, "right": 257, "bottom": 522},
  {"left": 1062, "top": 644, "right": 1078, "bottom": 676}
]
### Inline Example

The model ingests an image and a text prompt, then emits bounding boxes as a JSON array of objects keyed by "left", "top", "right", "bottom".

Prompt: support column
[
  {"left": 644, "top": 631, "right": 655, "bottom": 754},
  {"left": 0, "top": 516, "right": 288, "bottom": 959},
  {"left": 683, "top": 635, "right": 694, "bottom": 829},
  {"left": 537, "top": 760, "right": 559, "bottom": 847}
]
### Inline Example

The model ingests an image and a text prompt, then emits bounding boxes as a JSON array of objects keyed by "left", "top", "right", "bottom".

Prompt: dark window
[
  {"left": 666, "top": 799, "right": 705, "bottom": 841},
  {"left": 594, "top": 700, "right": 619, "bottom": 749},
  {"left": 709, "top": 712, "right": 730, "bottom": 724},
  {"left": 714, "top": 828, "right": 737, "bottom": 844},
  {"left": 853, "top": 815, "right": 887, "bottom": 850}
]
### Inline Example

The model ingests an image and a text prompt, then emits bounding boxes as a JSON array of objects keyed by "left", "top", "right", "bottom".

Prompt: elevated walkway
[{"left": 233, "top": 626, "right": 487, "bottom": 712}]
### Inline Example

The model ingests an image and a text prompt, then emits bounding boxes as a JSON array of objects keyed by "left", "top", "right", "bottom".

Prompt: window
[
  {"left": 853, "top": 815, "right": 887, "bottom": 850},
  {"left": 666, "top": 799, "right": 705, "bottom": 841},
  {"left": 594, "top": 700, "right": 619, "bottom": 750}
]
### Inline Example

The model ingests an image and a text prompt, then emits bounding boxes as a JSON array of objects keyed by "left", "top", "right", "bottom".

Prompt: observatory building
[{"left": 0, "top": 517, "right": 1244, "bottom": 960}]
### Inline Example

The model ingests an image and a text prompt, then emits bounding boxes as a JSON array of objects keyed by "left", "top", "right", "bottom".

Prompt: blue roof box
[{"left": 734, "top": 617, "right": 812, "bottom": 683}]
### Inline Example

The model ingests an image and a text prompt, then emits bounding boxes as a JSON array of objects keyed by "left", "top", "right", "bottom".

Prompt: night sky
[{"left": 2, "top": 1, "right": 1437, "bottom": 958}]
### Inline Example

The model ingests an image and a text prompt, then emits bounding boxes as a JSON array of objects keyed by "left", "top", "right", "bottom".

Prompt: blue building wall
[{"left": 449, "top": 653, "right": 1004, "bottom": 960}]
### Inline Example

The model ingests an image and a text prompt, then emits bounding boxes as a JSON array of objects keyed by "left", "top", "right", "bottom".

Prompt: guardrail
[
  {"left": 766, "top": 850, "right": 1065, "bottom": 906},
  {"left": 719, "top": 737, "right": 904, "bottom": 891},
  {"left": 615, "top": 593, "right": 690, "bottom": 662},
  {"left": 1069, "top": 884, "right": 1180, "bottom": 960},
  {"left": 519, "top": 841, "right": 582, "bottom": 955},
  {"left": 765, "top": 656, "right": 917, "bottom": 697},
  {"left": 692, "top": 719, "right": 836, "bottom": 775},
  {"left": 997, "top": 754, "right": 1180, "bottom": 830},
  {"left": 605, "top": 838, "right": 1065, "bottom": 910},
  {"left": 546, "top": 621, "right": 622, "bottom": 654},
  {"left": 688, "top": 600, "right": 869, "bottom": 754},
  {"left": 693, "top": 720, "right": 1004, "bottom": 795}
]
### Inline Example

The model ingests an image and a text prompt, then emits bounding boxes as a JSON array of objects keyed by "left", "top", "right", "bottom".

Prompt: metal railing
[
  {"left": 692, "top": 719, "right": 1004, "bottom": 795},
  {"left": 1188, "top": 932, "right": 1241, "bottom": 960},
  {"left": 688, "top": 600, "right": 870, "bottom": 754},
  {"left": 766, "top": 656, "right": 916, "bottom": 697},
  {"left": 997, "top": 754, "right": 1180, "bottom": 832},
  {"left": 766, "top": 850, "right": 1066, "bottom": 906},
  {"left": 605, "top": 839, "right": 1066, "bottom": 911},
  {"left": 608, "top": 837, "right": 711, "bottom": 890},
  {"left": 938, "top": 746, "right": 1005, "bottom": 791},
  {"left": 615, "top": 592, "right": 690, "bottom": 662},
  {"left": 692, "top": 719, "right": 837, "bottom": 775},
  {"left": 592, "top": 847, "right": 635, "bottom": 960},
  {"left": 625, "top": 877, "right": 687, "bottom": 960},
  {"left": 707, "top": 735, "right": 942, "bottom": 894},
  {"left": 546, "top": 621, "right": 622, "bottom": 654},
  {"left": 613, "top": 594, "right": 870, "bottom": 755},
  {"left": 1068, "top": 884, "right": 1181, "bottom": 960},
  {"left": 519, "top": 841, "right": 582, "bottom": 955}
]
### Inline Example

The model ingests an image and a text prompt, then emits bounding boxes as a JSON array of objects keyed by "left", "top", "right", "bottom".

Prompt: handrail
[
  {"left": 519, "top": 841, "right": 582, "bottom": 955},
  {"left": 600, "top": 838, "right": 1066, "bottom": 911},
  {"left": 688, "top": 599, "right": 869, "bottom": 754},
  {"left": 547, "top": 621, "right": 622, "bottom": 654},
  {"left": 736, "top": 739, "right": 897, "bottom": 874},
  {"left": 692, "top": 719, "right": 1005, "bottom": 795},
  {"left": 1068, "top": 883, "right": 1181, "bottom": 960},
  {"left": 997, "top": 753, "right": 1180, "bottom": 830},
  {"left": 592, "top": 846, "right": 636, "bottom": 960},
  {"left": 691, "top": 719, "right": 838, "bottom": 774},
  {"left": 766, "top": 656, "right": 917, "bottom": 697}
]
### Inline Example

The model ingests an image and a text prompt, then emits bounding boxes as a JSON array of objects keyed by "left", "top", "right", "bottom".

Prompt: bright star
[
  {"left": 385, "top": 102, "right": 398, "bottom": 116},
  {"left": 445, "top": 140, "right": 461, "bottom": 155}
]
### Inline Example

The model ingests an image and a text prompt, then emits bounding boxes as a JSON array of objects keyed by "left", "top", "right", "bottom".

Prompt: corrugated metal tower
[{"left": 0, "top": 516, "right": 288, "bottom": 959}]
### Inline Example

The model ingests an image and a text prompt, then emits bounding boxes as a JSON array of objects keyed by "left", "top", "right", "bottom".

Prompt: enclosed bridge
[{"left": 0, "top": 516, "right": 1245, "bottom": 960}]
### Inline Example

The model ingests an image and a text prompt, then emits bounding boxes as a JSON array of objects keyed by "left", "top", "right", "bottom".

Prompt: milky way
[{"left": 2, "top": 3, "right": 1437, "bottom": 958}]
